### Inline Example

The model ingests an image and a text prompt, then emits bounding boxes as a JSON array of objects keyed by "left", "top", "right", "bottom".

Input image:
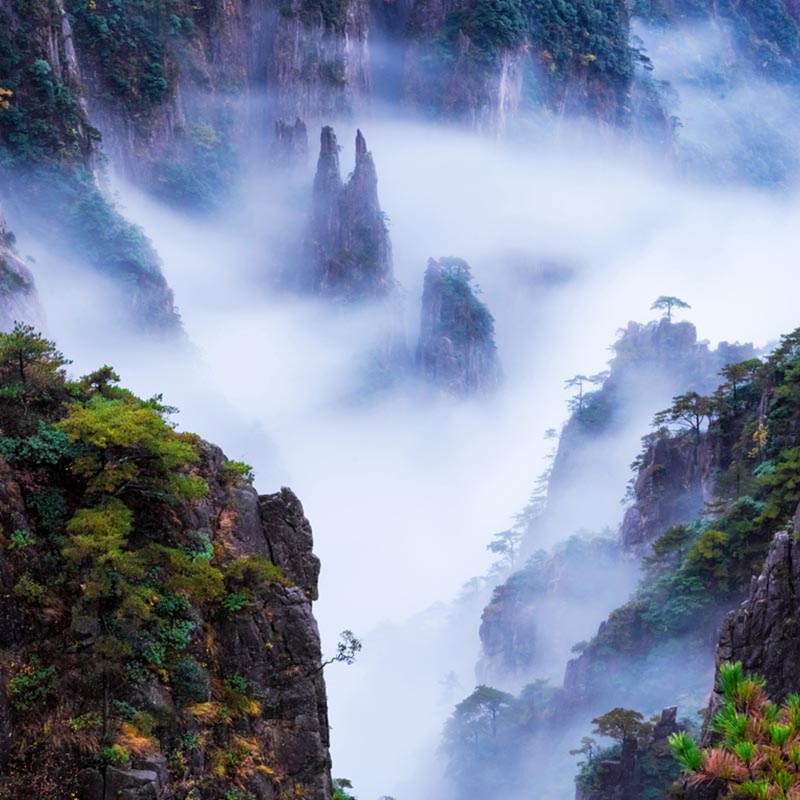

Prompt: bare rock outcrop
[
  {"left": 0, "top": 205, "right": 38, "bottom": 329},
  {"left": 298, "top": 126, "right": 394, "bottom": 299},
  {"left": 268, "top": 0, "right": 371, "bottom": 123},
  {"left": 619, "top": 435, "right": 708, "bottom": 553},
  {"left": 709, "top": 530, "right": 800, "bottom": 709},
  {"left": 272, "top": 117, "right": 310, "bottom": 166},
  {"left": 416, "top": 257, "right": 499, "bottom": 396}
]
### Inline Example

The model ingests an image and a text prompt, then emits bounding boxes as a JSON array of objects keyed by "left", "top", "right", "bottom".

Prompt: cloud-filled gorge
[{"left": 3, "top": 4, "right": 800, "bottom": 800}]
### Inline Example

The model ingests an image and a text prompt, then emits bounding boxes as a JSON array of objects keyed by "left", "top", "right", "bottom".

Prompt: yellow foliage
[
  {"left": 749, "top": 421, "right": 768, "bottom": 460},
  {"left": 187, "top": 701, "right": 220, "bottom": 723},
  {"left": 0, "top": 88, "right": 12, "bottom": 111},
  {"left": 114, "top": 721, "right": 158, "bottom": 758}
]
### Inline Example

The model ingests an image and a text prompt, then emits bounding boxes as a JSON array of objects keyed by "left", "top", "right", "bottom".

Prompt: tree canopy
[
  {"left": 651, "top": 296, "right": 691, "bottom": 322},
  {"left": 592, "top": 707, "right": 652, "bottom": 744}
]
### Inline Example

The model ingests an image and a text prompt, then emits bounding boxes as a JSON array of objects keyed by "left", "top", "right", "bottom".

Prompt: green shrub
[
  {"left": 222, "top": 592, "right": 249, "bottom": 612},
  {"left": 170, "top": 656, "right": 210, "bottom": 704},
  {"left": 158, "top": 619, "right": 195, "bottom": 651},
  {"left": 69, "top": 711, "right": 102, "bottom": 731},
  {"left": 441, "top": 0, "right": 527, "bottom": 66},
  {"left": 431, "top": 258, "right": 495, "bottom": 344},
  {"left": 8, "top": 529, "right": 33, "bottom": 549},
  {"left": 225, "top": 674, "right": 248, "bottom": 694},
  {"left": 113, "top": 700, "right": 138, "bottom": 720},
  {"left": 225, "top": 555, "right": 292, "bottom": 591},
  {"left": 0, "top": 421, "right": 74, "bottom": 464},
  {"left": 575, "top": 743, "right": 623, "bottom": 792},
  {"left": 671, "top": 662, "right": 800, "bottom": 795},
  {"left": 223, "top": 790, "right": 256, "bottom": 800},
  {"left": 219, "top": 461, "right": 255, "bottom": 486},
  {"left": 184, "top": 530, "right": 213, "bottom": 562},
  {"left": 100, "top": 744, "right": 131, "bottom": 767},
  {"left": 9, "top": 656, "right": 57, "bottom": 710},
  {"left": 13, "top": 573, "right": 46, "bottom": 601},
  {"left": 25, "top": 488, "right": 68, "bottom": 533}
]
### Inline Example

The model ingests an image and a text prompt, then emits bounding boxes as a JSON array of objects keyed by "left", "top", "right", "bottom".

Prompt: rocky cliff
[
  {"left": 63, "top": 0, "right": 371, "bottom": 190},
  {"left": 416, "top": 257, "right": 499, "bottom": 396},
  {"left": 403, "top": 0, "right": 526, "bottom": 131},
  {"left": 672, "top": 529, "right": 800, "bottom": 800},
  {"left": 272, "top": 117, "right": 310, "bottom": 166},
  {"left": 297, "top": 126, "right": 394, "bottom": 299},
  {"left": 269, "top": 0, "right": 371, "bottom": 124},
  {"left": 575, "top": 707, "right": 683, "bottom": 800},
  {"left": 0, "top": 328, "right": 332, "bottom": 800},
  {"left": 0, "top": 204, "right": 38, "bottom": 329},
  {"left": 635, "top": 0, "right": 800, "bottom": 81},
  {"left": 707, "top": 529, "right": 800, "bottom": 713},
  {"left": 475, "top": 320, "right": 754, "bottom": 685},
  {"left": 619, "top": 434, "right": 710, "bottom": 554},
  {"left": 477, "top": 535, "right": 633, "bottom": 685},
  {"left": 402, "top": 0, "right": 654, "bottom": 130},
  {"left": 545, "top": 319, "right": 754, "bottom": 545},
  {"left": 0, "top": 0, "right": 181, "bottom": 332}
]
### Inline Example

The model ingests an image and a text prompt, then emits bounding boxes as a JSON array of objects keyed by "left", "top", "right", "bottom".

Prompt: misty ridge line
[{"left": 3, "top": 1, "right": 800, "bottom": 797}]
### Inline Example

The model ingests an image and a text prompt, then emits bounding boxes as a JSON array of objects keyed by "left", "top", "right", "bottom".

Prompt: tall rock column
[
  {"left": 416, "top": 257, "right": 500, "bottom": 395},
  {"left": 301, "top": 126, "right": 394, "bottom": 300}
]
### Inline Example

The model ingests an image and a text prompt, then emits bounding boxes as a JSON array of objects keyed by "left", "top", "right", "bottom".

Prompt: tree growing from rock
[
  {"left": 719, "top": 359, "right": 763, "bottom": 409},
  {"left": 487, "top": 528, "right": 522, "bottom": 572},
  {"left": 651, "top": 296, "right": 691, "bottom": 322},
  {"left": 592, "top": 707, "right": 653, "bottom": 747},
  {"left": 565, "top": 372, "right": 607, "bottom": 412},
  {"left": 449, "top": 685, "right": 514, "bottom": 746},
  {"left": 653, "top": 392, "right": 716, "bottom": 437}
]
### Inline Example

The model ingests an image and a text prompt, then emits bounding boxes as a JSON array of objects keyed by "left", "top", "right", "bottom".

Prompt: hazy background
[{"left": 8, "top": 22, "right": 800, "bottom": 794}]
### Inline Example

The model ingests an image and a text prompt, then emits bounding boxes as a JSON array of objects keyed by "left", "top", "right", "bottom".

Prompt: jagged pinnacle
[
  {"left": 355, "top": 128, "right": 367, "bottom": 157},
  {"left": 320, "top": 125, "right": 339, "bottom": 156}
]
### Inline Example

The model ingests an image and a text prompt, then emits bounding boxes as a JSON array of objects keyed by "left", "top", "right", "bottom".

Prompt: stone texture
[
  {"left": 0, "top": 203, "right": 38, "bottom": 331},
  {"left": 619, "top": 435, "right": 707, "bottom": 553},
  {"left": 268, "top": 0, "right": 371, "bottom": 123},
  {"left": 272, "top": 117, "right": 309, "bottom": 166},
  {"left": 104, "top": 766, "right": 160, "bottom": 800},
  {"left": 260, "top": 488, "right": 321, "bottom": 600},
  {"left": 416, "top": 258, "right": 499, "bottom": 396},
  {"left": 0, "top": 442, "right": 332, "bottom": 800},
  {"left": 297, "top": 126, "right": 394, "bottom": 299},
  {"left": 710, "top": 531, "right": 800, "bottom": 707}
]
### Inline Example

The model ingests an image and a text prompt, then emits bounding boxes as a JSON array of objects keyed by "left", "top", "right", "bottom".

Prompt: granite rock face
[
  {"left": 619, "top": 434, "right": 710, "bottom": 554},
  {"left": 272, "top": 117, "right": 310, "bottom": 167},
  {"left": 268, "top": 0, "right": 371, "bottom": 123},
  {"left": 299, "top": 126, "right": 394, "bottom": 299},
  {"left": 416, "top": 257, "right": 499, "bottom": 396},
  {"left": 0, "top": 205, "right": 38, "bottom": 331},
  {"left": 711, "top": 530, "right": 800, "bottom": 707},
  {"left": 680, "top": 531, "right": 800, "bottom": 799},
  {"left": 0, "top": 440, "right": 332, "bottom": 800}
]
